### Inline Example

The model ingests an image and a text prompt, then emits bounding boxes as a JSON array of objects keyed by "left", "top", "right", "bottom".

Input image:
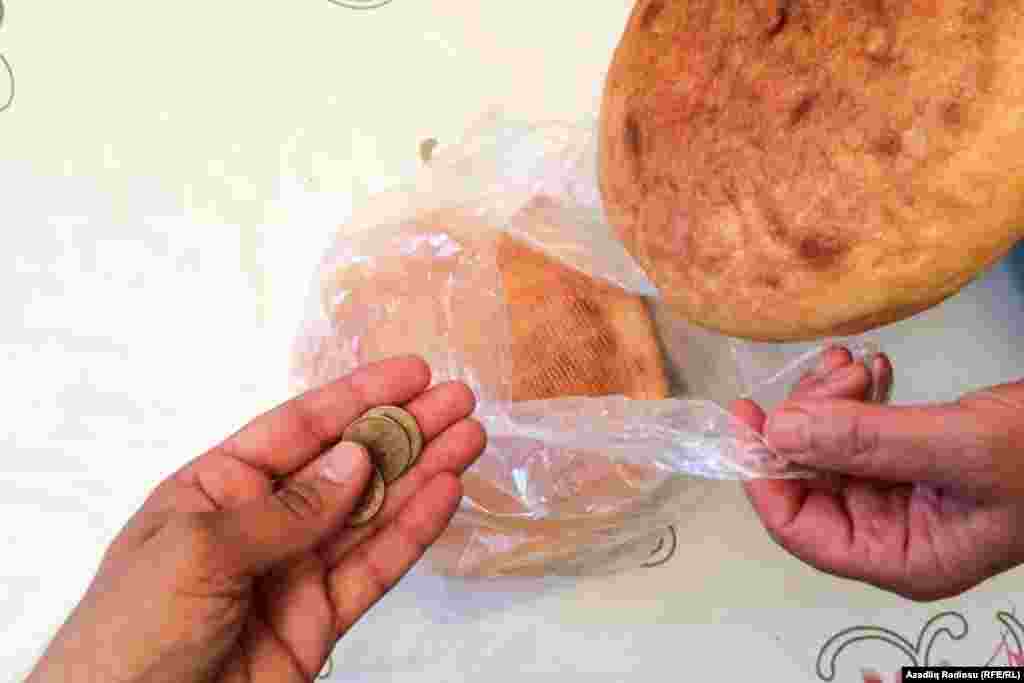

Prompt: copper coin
[
  {"left": 364, "top": 406, "right": 423, "bottom": 469},
  {"left": 419, "top": 138, "right": 438, "bottom": 163},
  {"left": 342, "top": 415, "right": 412, "bottom": 484},
  {"left": 346, "top": 465, "right": 386, "bottom": 527}
]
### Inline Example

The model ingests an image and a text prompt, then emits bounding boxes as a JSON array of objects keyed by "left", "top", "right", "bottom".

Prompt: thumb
[
  {"left": 206, "top": 441, "right": 373, "bottom": 575},
  {"left": 764, "top": 398, "right": 990, "bottom": 485}
]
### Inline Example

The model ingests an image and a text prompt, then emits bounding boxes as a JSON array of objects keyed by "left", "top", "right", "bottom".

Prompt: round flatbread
[{"left": 599, "top": 0, "right": 1024, "bottom": 341}]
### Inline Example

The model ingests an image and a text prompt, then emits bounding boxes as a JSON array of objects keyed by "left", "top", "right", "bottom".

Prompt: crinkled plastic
[{"left": 290, "top": 108, "right": 885, "bottom": 579}]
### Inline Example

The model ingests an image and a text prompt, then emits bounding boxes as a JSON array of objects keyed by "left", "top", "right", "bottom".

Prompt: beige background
[{"left": 2, "top": 1, "right": 1023, "bottom": 680}]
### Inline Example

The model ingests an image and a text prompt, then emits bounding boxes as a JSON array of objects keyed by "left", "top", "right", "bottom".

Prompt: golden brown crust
[
  {"left": 497, "top": 231, "right": 671, "bottom": 401},
  {"left": 435, "top": 230, "right": 671, "bottom": 577},
  {"left": 599, "top": 0, "right": 1024, "bottom": 341}
]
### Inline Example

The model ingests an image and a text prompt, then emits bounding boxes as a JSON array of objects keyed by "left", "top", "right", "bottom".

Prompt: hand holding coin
[
  {"left": 342, "top": 405, "right": 425, "bottom": 526},
  {"left": 27, "top": 356, "right": 486, "bottom": 683}
]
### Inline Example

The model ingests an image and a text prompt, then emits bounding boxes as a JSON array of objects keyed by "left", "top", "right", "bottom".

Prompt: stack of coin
[{"left": 341, "top": 405, "right": 424, "bottom": 527}]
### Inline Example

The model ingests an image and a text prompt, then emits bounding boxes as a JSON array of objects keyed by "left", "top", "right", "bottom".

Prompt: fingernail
[
  {"left": 815, "top": 348, "right": 837, "bottom": 375},
  {"left": 321, "top": 442, "right": 368, "bottom": 484},
  {"left": 766, "top": 410, "right": 810, "bottom": 452},
  {"left": 825, "top": 363, "right": 863, "bottom": 387}
]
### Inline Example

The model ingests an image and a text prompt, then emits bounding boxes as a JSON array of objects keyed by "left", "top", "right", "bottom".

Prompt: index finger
[
  {"left": 764, "top": 399, "right": 986, "bottom": 486},
  {"left": 194, "top": 355, "right": 432, "bottom": 479},
  {"left": 107, "top": 356, "right": 432, "bottom": 559}
]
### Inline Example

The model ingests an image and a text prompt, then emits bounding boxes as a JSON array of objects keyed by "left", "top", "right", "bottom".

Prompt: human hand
[
  {"left": 28, "top": 356, "right": 486, "bottom": 683},
  {"left": 735, "top": 347, "right": 1024, "bottom": 601}
]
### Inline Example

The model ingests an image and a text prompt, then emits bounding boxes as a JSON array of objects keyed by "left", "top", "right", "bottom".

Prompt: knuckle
[
  {"left": 804, "top": 407, "right": 882, "bottom": 468},
  {"left": 294, "top": 402, "right": 334, "bottom": 450},
  {"left": 844, "top": 411, "right": 879, "bottom": 462},
  {"left": 275, "top": 481, "right": 326, "bottom": 521}
]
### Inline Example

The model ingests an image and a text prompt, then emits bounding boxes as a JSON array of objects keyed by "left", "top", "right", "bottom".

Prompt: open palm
[{"left": 29, "top": 357, "right": 486, "bottom": 682}]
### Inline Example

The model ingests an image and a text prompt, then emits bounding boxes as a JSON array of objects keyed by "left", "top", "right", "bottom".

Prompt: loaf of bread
[
  {"left": 496, "top": 230, "right": 669, "bottom": 402},
  {"left": 599, "top": 0, "right": 1024, "bottom": 341},
  {"left": 297, "top": 200, "right": 673, "bottom": 577},
  {"left": 426, "top": 200, "right": 672, "bottom": 577}
]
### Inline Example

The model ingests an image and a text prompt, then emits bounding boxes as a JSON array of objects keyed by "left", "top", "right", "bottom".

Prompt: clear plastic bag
[{"left": 290, "top": 108, "right": 885, "bottom": 579}]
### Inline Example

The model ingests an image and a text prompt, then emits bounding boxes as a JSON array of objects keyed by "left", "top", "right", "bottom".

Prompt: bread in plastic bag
[{"left": 290, "top": 109, "right": 885, "bottom": 578}]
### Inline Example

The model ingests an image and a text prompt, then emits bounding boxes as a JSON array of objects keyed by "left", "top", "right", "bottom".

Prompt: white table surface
[{"left": 2, "top": 1, "right": 1023, "bottom": 680}]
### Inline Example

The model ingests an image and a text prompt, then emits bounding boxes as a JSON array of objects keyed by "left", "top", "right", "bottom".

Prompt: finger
[
  {"left": 871, "top": 353, "right": 894, "bottom": 403},
  {"left": 754, "top": 484, "right": 854, "bottom": 569},
  {"left": 763, "top": 399, "right": 992, "bottom": 486},
  {"left": 794, "top": 346, "right": 854, "bottom": 391},
  {"left": 779, "top": 354, "right": 889, "bottom": 484},
  {"left": 114, "top": 357, "right": 434, "bottom": 558},
  {"left": 791, "top": 361, "right": 873, "bottom": 402},
  {"left": 103, "top": 451, "right": 279, "bottom": 565},
  {"left": 759, "top": 479, "right": 976, "bottom": 601},
  {"left": 730, "top": 398, "right": 766, "bottom": 433},
  {"left": 194, "top": 355, "right": 431, "bottom": 480},
  {"left": 791, "top": 348, "right": 892, "bottom": 405},
  {"left": 327, "top": 473, "right": 462, "bottom": 638},
  {"left": 235, "top": 381, "right": 479, "bottom": 675},
  {"left": 818, "top": 345, "right": 854, "bottom": 373},
  {"left": 792, "top": 348, "right": 893, "bottom": 405},
  {"left": 224, "top": 618, "right": 308, "bottom": 682},
  {"left": 320, "top": 417, "right": 486, "bottom": 567},
  {"left": 403, "top": 380, "right": 477, "bottom": 441},
  {"left": 742, "top": 352, "right": 880, "bottom": 554},
  {"left": 239, "top": 378, "right": 475, "bottom": 540},
  {"left": 203, "top": 442, "right": 373, "bottom": 576},
  {"left": 960, "top": 379, "right": 1024, "bottom": 411},
  {"left": 733, "top": 398, "right": 813, "bottom": 535},
  {"left": 254, "top": 551, "right": 336, "bottom": 681}
]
